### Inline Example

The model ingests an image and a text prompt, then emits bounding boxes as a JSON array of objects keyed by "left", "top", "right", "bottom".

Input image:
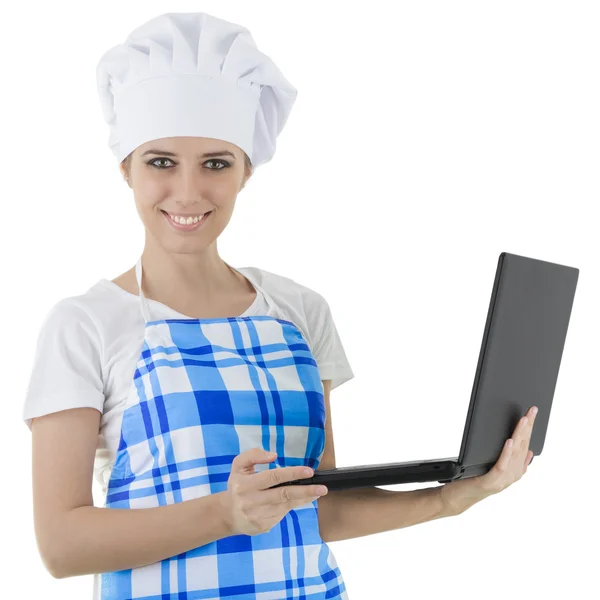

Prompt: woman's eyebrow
[{"left": 141, "top": 149, "right": 236, "bottom": 159}]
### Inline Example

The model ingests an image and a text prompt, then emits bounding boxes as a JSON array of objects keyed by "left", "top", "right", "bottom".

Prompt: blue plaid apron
[{"left": 99, "top": 257, "right": 349, "bottom": 599}]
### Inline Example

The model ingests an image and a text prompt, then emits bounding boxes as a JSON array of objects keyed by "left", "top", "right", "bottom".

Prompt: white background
[{"left": 1, "top": 1, "right": 598, "bottom": 598}]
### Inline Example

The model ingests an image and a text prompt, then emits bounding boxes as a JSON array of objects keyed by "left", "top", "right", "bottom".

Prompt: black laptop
[{"left": 274, "top": 252, "right": 579, "bottom": 491}]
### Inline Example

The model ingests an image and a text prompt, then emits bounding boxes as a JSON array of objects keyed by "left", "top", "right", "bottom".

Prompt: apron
[{"left": 99, "top": 256, "right": 349, "bottom": 600}]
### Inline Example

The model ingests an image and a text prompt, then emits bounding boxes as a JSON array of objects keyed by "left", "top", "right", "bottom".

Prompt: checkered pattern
[{"left": 100, "top": 315, "right": 349, "bottom": 599}]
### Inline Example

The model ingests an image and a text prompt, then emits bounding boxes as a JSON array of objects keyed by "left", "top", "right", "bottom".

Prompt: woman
[
  {"left": 23, "top": 11, "right": 355, "bottom": 599},
  {"left": 23, "top": 10, "right": 537, "bottom": 600}
]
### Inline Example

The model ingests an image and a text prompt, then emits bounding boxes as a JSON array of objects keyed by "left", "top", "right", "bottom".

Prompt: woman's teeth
[{"left": 167, "top": 212, "right": 208, "bottom": 225}]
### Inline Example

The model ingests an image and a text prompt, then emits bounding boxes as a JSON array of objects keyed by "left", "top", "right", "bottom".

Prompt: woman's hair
[{"left": 121, "top": 150, "right": 253, "bottom": 181}]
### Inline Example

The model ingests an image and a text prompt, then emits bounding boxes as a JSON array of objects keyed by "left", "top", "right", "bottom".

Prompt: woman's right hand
[{"left": 220, "top": 447, "right": 329, "bottom": 536}]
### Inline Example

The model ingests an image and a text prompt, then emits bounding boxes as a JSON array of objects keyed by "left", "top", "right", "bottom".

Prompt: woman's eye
[
  {"left": 205, "top": 159, "right": 229, "bottom": 170},
  {"left": 149, "top": 158, "right": 173, "bottom": 169},
  {"left": 148, "top": 158, "right": 229, "bottom": 170}
]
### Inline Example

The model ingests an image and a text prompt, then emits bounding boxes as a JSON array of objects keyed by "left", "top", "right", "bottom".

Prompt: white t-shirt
[{"left": 22, "top": 265, "right": 355, "bottom": 497}]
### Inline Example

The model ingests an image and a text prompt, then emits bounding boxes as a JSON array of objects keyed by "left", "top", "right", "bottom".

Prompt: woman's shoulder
[{"left": 239, "top": 265, "right": 327, "bottom": 306}]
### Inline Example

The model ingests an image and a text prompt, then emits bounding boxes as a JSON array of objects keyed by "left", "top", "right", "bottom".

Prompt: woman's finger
[
  {"left": 525, "top": 450, "right": 534, "bottom": 469},
  {"left": 499, "top": 437, "right": 514, "bottom": 471}
]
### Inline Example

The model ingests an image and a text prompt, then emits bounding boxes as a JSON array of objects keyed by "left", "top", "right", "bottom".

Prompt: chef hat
[{"left": 96, "top": 11, "right": 298, "bottom": 169}]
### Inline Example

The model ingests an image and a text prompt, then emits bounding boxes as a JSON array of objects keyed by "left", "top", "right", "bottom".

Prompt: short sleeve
[
  {"left": 22, "top": 299, "right": 106, "bottom": 432},
  {"left": 309, "top": 293, "right": 355, "bottom": 391}
]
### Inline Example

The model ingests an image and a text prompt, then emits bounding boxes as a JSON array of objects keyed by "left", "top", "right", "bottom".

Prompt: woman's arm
[
  {"left": 318, "top": 485, "right": 449, "bottom": 543},
  {"left": 31, "top": 407, "right": 232, "bottom": 579}
]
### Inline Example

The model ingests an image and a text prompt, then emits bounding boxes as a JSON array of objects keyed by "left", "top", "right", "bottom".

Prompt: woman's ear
[
  {"left": 119, "top": 164, "right": 130, "bottom": 186},
  {"left": 240, "top": 169, "right": 253, "bottom": 191}
]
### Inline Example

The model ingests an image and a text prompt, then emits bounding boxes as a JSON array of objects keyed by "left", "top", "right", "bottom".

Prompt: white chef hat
[{"left": 96, "top": 11, "right": 298, "bottom": 169}]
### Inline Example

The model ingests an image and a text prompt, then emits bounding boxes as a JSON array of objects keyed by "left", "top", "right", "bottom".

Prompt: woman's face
[{"left": 122, "top": 137, "right": 251, "bottom": 251}]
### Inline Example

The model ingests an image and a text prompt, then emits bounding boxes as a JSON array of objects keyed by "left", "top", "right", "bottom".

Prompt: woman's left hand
[{"left": 439, "top": 405, "right": 538, "bottom": 516}]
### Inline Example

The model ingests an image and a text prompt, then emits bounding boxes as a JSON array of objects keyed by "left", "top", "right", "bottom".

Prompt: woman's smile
[{"left": 161, "top": 209, "right": 212, "bottom": 232}]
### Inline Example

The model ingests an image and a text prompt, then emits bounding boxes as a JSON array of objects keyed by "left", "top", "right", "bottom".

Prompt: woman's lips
[{"left": 162, "top": 210, "right": 212, "bottom": 232}]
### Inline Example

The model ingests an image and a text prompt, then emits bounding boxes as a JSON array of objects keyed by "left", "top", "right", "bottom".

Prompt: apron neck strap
[{"left": 135, "top": 257, "right": 152, "bottom": 323}]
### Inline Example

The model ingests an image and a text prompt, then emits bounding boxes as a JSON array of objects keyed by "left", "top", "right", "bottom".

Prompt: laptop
[{"left": 274, "top": 252, "right": 579, "bottom": 491}]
